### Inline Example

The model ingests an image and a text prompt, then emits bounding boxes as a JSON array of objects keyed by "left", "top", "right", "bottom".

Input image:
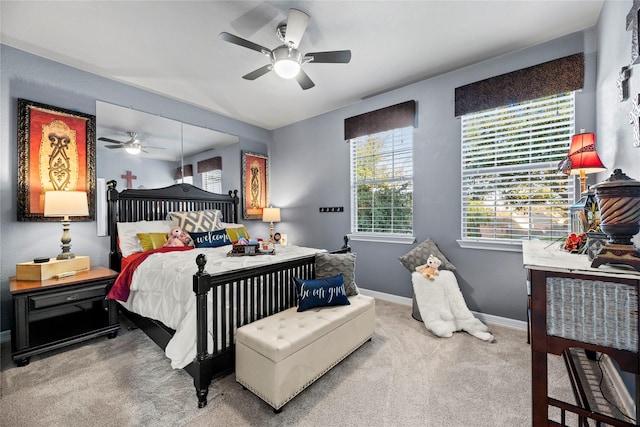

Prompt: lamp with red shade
[
  {"left": 559, "top": 131, "right": 607, "bottom": 235},
  {"left": 558, "top": 131, "right": 607, "bottom": 194}
]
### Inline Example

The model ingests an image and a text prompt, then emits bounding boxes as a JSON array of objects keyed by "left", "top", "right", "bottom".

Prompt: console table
[{"left": 523, "top": 240, "right": 639, "bottom": 426}]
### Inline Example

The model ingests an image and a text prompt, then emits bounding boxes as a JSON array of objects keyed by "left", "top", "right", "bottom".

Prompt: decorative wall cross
[
  {"left": 617, "top": 66, "right": 631, "bottom": 102},
  {"left": 627, "top": 0, "right": 640, "bottom": 64},
  {"left": 629, "top": 94, "right": 640, "bottom": 148},
  {"left": 121, "top": 170, "right": 137, "bottom": 189}
]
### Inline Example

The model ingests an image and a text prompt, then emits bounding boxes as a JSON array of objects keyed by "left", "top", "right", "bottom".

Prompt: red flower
[{"left": 564, "top": 233, "right": 586, "bottom": 252}]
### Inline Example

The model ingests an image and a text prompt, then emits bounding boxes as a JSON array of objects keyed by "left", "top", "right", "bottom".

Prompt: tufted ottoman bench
[{"left": 235, "top": 294, "right": 375, "bottom": 412}]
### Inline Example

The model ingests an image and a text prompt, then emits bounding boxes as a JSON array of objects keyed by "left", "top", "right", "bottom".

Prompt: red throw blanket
[{"left": 107, "top": 246, "right": 194, "bottom": 302}]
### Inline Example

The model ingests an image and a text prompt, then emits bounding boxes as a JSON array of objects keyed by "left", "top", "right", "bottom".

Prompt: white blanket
[
  {"left": 412, "top": 271, "right": 494, "bottom": 342},
  {"left": 118, "top": 245, "right": 324, "bottom": 368}
]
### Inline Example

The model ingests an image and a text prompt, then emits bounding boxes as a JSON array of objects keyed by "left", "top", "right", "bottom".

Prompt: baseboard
[
  {"left": 600, "top": 354, "right": 637, "bottom": 421},
  {"left": 357, "top": 287, "right": 527, "bottom": 331},
  {"left": 0, "top": 290, "right": 527, "bottom": 341}
]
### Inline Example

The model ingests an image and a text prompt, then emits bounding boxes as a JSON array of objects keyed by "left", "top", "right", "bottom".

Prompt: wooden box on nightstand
[{"left": 16, "top": 256, "right": 90, "bottom": 281}]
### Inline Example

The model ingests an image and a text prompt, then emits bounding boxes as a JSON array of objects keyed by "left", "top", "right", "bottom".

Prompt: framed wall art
[
  {"left": 241, "top": 151, "right": 269, "bottom": 220},
  {"left": 17, "top": 98, "right": 96, "bottom": 221}
]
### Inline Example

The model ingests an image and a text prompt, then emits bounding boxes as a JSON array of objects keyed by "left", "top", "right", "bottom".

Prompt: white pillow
[{"left": 117, "top": 220, "right": 174, "bottom": 257}]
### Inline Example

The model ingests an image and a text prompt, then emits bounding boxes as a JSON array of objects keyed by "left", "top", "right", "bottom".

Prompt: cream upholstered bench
[{"left": 235, "top": 294, "right": 375, "bottom": 412}]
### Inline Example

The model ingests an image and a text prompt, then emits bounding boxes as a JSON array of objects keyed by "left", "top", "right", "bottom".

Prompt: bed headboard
[{"left": 106, "top": 180, "right": 239, "bottom": 271}]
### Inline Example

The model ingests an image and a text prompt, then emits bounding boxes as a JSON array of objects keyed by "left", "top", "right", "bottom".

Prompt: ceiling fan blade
[
  {"left": 305, "top": 50, "right": 352, "bottom": 64},
  {"left": 295, "top": 69, "right": 315, "bottom": 90},
  {"left": 141, "top": 146, "right": 166, "bottom": 150},
  {"left": 284, "top": 8, "right": 309, "bottom": 48},
  {"left": 104, "top": 145, "right": 124, "bottom": 149},
  {"left": 99, "top": 137, "right": 125, "bottom": 144},
  {"left": 243, "top": 64, "right": 273, "bottom": 80},
  {"left": 219, "top": 32, "right": 271, "bottom": 55}
]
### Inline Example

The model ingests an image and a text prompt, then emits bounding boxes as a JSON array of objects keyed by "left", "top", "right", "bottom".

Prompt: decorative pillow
[
  {"left": 136, "top": 232, "right": 168, "bottom": 252},
  {"left": 225, "top": 225, "right": 250, "bottom": 242},
  {"left": 169, "top": 210, "right": 222, "bottom": 233},
  {"left": 117, "top": 220, "right": 174, "bottom": 257},
  {"left": 399, "top": 238, "right": 456, "bottom": 272},
  {"left": 315, "top": 252, "right": 358, "bottom": 296},
  {"left": 293, "top": 274, "right": 350, "bottom": 312},
  {"left": 190, "top": 229, "right": 232, "bottom": 248}
]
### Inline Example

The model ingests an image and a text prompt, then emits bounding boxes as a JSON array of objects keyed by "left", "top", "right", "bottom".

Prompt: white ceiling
[{"left": 1, "top": 1, "right": 604, "bottom": 131}]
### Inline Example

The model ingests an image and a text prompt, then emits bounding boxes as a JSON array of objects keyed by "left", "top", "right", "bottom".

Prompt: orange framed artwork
[
  {"left": 17, "top": 99, "right": 96, "bottom": 222},
  {"left": 241, "top": 151, "right": 269, "bottom": 220}
]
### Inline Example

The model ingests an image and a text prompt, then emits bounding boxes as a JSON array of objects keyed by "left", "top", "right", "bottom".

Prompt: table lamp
[
  {"left": 44, "top": 191, "right": 89, "bottom": 259},
  {"left": 558, "top": 131, "right": 607, "bottom": 194},
  {"left": 262, "top": 207, "right": 281, "bottom": 243}
]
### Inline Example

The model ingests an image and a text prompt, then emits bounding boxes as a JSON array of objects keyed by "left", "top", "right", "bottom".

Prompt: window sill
[
  {"left": 456, "top": 239, "right": 524, "bottom": 253},
  {"left": 348, "top": 233, "right": 416, "bottom": 245}
]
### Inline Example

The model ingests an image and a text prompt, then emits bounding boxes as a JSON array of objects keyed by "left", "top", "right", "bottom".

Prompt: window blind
[
  {"left": 202, "top": 169, "right": 222, "bottom": 194},
  {"left": 350, "top": 126, "right": 413, "bottom": 234},
  {"left": 461, "top": 92, "right": 575, "bottom": 242}
]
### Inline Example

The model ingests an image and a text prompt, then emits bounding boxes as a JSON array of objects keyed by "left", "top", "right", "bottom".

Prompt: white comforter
[{"left": 118, "top": 245, "right": 323, "bottom": 369}]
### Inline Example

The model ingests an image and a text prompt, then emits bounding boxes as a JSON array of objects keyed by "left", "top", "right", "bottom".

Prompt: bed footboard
[{"left": 189, "top": 253, "right": 317, "bottom": 408}]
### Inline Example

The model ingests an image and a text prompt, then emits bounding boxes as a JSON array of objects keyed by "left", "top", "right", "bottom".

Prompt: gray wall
[
  {"left": 595, "top": 0, "right": 640, "bottom": 400},
  {"left": 0, "top": 23, "right": 602, "bottom": 332},
  {"left": 271, "top": 29, "right": 597, "bottom": 321},
  {"left": 596, "top": 1, "right": 640, "bottom": 186},
  {"left": 0, "top": 44, "right": 271, "bottom": 331},
  {"left": 98, "top": 148, "right": 175, "bottom": 190}
]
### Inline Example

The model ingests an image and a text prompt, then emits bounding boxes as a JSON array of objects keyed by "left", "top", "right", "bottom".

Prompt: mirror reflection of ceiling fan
[
  {"left": 98, "top": 131, "right": 166, "bottom": 155},
  {"left": 219, "top": 8, "right": 351, "bottom": 90}
]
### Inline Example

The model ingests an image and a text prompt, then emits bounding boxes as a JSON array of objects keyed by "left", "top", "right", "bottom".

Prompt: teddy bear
[
  {"left": 415, "top": 254, "right": 441, "bottom": 280},
  {"left": 163, "top": 226, "right": 193, "bottom": 247}
]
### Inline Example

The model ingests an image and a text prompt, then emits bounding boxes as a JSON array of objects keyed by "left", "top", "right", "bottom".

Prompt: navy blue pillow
[
  {"left": 293, "top": 274, "right": 350, "bottom": 312},
  {"left": 190, "top": 229, "right": 231, "bottom": 248}
]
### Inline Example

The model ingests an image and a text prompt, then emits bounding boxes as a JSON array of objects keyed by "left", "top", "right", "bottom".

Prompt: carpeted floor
[{"left": 0, "top": 299, "right": 627, "bottom": 426}]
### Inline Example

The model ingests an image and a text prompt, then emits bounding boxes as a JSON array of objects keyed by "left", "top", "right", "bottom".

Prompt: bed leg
[{"left": 196, "top": 387, "right": 208, "bottom": 408}]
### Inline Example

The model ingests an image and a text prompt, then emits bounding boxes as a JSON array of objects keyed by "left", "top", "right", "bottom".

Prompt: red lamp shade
[{"left": 558, "top": 132, "right": 606, "bottom": 193}]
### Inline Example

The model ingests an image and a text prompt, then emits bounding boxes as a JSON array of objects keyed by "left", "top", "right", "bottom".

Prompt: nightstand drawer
[{"left": 29, "top": 283, "right": 106, "bottom": 309}]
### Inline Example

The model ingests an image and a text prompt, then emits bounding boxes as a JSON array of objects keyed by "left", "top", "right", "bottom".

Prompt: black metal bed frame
[{"left": 106, "top": 181, "right": 344, "bottom": 408}]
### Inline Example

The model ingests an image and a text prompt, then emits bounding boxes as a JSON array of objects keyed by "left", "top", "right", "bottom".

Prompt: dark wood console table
[{"left": 523, "top": 240, "right": 639, "bottom": 426}]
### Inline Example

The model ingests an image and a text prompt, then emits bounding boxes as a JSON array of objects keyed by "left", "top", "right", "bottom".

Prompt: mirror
[{"left": 96, "top": 100, "right": 239, "bottom": 191}]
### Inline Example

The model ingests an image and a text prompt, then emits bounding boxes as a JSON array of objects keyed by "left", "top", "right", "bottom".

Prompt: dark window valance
[
  {"left": 197, "top": 156, "right": 222, "bottom": 173},
  {"left": 454, "top": 52, "right": 584, "bottom": 117},
  {"left": 344, "top": 100, "right": 416, "bottom": 140},
  {"left": 173, "top": 164, "right": 193, "bottom": 180}
]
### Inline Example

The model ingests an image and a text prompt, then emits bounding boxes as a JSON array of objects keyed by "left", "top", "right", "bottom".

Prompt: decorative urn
[{"left": 592, "top": 169, "right": 640, "bottom": 245}]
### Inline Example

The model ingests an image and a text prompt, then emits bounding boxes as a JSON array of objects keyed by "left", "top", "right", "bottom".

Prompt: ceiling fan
[
  {"left": 219, "top": 8, "right": 351, "bottom": 90},
  {"left": 98, "top": 131, "right": 165, "bottom": 155}
]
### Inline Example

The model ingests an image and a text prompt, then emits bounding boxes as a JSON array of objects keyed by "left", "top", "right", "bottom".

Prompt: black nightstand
[{"left": 10, "top": 266, "right": 120, "bottom": 366}]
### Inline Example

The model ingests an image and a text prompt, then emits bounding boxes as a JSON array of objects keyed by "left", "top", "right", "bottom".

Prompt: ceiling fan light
[
  {"left": 274, "top": 59, "right": 300, "bottom": 79},
  {"left": 125, "top": 143, "right": 141, "bottom": 155},
  {"left": 272, "top": 46, "right": 302, "bottom": 79}
]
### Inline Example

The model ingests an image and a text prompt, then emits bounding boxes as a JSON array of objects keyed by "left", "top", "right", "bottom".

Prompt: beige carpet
[{"left": 0, "top": 299, "right": 624, "bottom": 426}]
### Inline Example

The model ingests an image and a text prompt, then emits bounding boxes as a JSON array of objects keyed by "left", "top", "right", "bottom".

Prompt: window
[
  {"left": 460, "top": 92, "right": 575, "bottom": 246},
  {"left": 201, "top": 169, "right": 222, "bottom": 193},
  {"left": 174, "top": 176, "right": 193, "bottom": 185},
  {"left": 349, "top": 126, "right": 413, "bottom": 236}
]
